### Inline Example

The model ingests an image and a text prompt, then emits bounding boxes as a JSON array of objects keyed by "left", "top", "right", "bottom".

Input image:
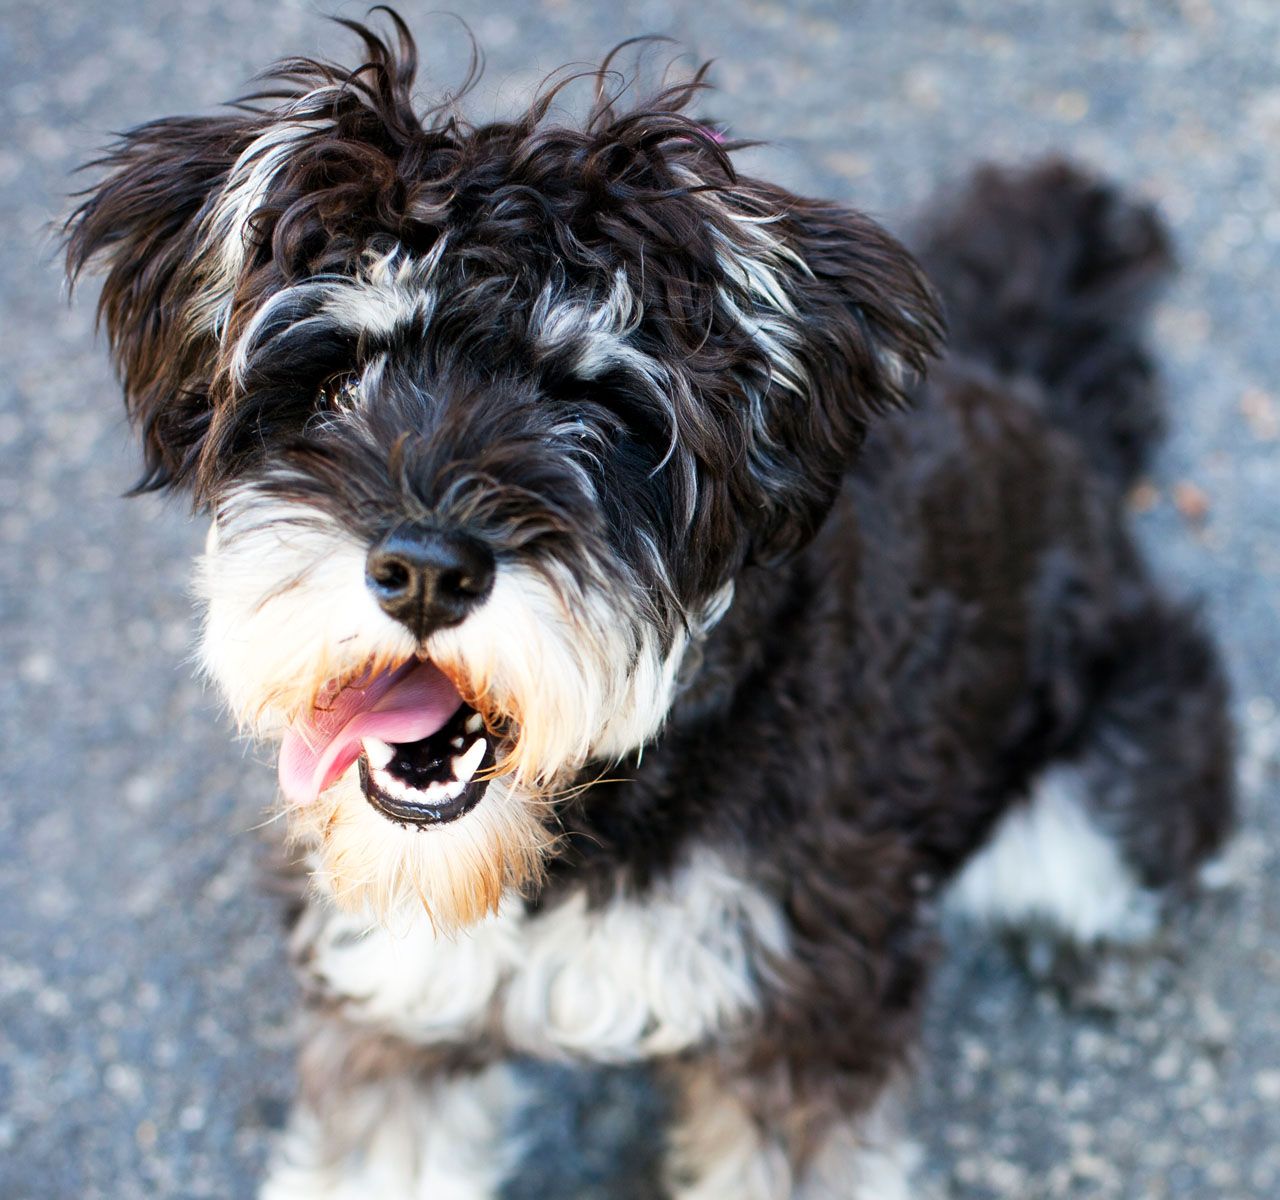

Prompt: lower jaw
[{"left": 357, "top": 753, "right": 493, "bottom": 827}]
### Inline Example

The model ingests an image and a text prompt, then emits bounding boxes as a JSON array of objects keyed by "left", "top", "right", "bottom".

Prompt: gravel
[{"left": 2, "top": 1, "right": 1278, "bottom": 1196}]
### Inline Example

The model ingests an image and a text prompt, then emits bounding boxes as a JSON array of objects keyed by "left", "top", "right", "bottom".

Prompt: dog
[{"left": 66, "top": 12, "right": 1236, "bottom": 1197}]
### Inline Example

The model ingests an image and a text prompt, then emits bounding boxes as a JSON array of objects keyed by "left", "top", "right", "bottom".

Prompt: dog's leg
[
  {"left": 264, "top": 891, "right": 526, "bottom": 1200},
  {"left": 261, "top": 1018, "right": 524, "bottom": 1200},
  {"left": 661, "top": 1060, "right": 916, "bottom": 1200},
  {"left": 796, "top": 1103, "right": 917, "bottom": 1200},
  {"left": 949, "top": 600, "right": 1235, "bottom": 994},
  {"left": 946, "top": 760, "right": 1164, "bottom": 952},
  {"left": 661, "top": 1060, "right": 791, "bottom": 1200},
  {"left": 1064, "top": 601, "right": 1236, "bottom": 897}
]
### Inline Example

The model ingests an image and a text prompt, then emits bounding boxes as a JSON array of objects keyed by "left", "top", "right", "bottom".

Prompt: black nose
[{"left": 366, "top": 526, "right": 495, "bottom": 639}]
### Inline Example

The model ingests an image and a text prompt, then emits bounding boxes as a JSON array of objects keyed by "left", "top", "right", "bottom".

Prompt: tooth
[
  {"left": 362, "top": 738, "right": 394, "bottom": 770},
  {"left": 450, "top": 736, "right": 464, "bottom": 749},
  {"left": 372, "top": 769, "right": 410, "bottom": 800},
  {"left": 451, "top": 738, "right": 487, "bottom": 785},
  {"left": 465, "top": 713, "right": 484, "bottom": 734},
  {"left": 366, "top": 762, "right": 404, "bottom": 798}
]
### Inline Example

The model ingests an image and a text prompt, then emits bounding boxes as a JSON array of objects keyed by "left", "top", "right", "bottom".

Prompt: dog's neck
[{"left": 536, "top": 491, "right": 863, "bottom": 905}]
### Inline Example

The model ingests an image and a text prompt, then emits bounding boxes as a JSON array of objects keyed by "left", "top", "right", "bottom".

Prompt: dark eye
[{"left": 319, "top": 372, "right": 361, "bottom": 412}]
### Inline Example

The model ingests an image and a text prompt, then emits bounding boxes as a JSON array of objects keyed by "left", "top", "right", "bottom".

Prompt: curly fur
[{"left": 66, "top": 13, "right": 1234, "bottom": 1198}]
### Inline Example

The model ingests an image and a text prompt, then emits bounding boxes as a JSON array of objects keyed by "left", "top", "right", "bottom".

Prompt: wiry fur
[
  {"left": 292, "top": 847, "right": 789, "bottom": 1061},
  {"left": 67, "top": 13, "right": 1235, "bottom": 1198}
]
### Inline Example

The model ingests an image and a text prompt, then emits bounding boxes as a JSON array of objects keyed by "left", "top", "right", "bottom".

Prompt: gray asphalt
[{"left": 1, "top": 2, "right": 1278, "bottom": 1197}]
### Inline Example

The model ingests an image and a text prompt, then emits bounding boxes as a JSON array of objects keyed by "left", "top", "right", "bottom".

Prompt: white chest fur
[{"left": 294, "top": 849, "right": 789, "bottom": 1064}]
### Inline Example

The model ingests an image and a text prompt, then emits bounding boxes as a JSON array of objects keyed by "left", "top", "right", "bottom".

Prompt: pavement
[{"left": 1, "top": 1, "right": 1278, "bottom": 1197}]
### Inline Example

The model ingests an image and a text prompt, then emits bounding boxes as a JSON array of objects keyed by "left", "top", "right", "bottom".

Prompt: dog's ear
[
  {"left": 712, "top": 181, "right": 944, "bottom": 562},
  {"left": 65, "top": 114, "right": 256, "bottom": 495}
]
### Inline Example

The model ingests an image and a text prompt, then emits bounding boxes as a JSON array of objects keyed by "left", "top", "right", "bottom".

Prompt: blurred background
[{"left": 1, "top": 1, "right": 1278, "bottom": 1197}]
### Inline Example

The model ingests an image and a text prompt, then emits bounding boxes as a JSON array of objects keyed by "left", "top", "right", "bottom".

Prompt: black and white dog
[{"left": 67, "top": 13, "right": 1235, "bottom": 1197}]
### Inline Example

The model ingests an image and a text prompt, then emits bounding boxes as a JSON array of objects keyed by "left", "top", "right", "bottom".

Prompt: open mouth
[
  {"left": 277, "top": 659, "right": 503, "bottom": 826},
  {"left": 357, "top": 700, "right": 496, "bottom": 825}
]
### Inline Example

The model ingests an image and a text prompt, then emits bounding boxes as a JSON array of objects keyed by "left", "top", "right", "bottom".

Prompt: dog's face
[{"left": 67, "top": 20, "right": 940, "bottom": 929}]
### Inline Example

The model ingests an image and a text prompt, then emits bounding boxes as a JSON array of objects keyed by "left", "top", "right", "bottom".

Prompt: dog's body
[{"left": 67, "top": 15, "right": 1234, "bottom": 1198}]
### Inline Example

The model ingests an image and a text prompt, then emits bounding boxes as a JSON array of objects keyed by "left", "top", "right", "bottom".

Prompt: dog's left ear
[
  {"left": 712, "top": 180, "right": 944, "bottom": 561},
  {"left": 65, "top": 114, "right": 256, "bottom": 495}
]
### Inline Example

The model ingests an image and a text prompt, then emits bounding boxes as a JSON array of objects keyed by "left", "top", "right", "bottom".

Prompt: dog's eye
[{"left": 319, "top": 373, "right": 361, "bottom": 412}]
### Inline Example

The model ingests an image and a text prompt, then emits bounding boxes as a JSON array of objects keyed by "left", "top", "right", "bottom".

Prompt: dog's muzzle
[{"left": 278, "top": 659, "right": 499, "bottom": 826}]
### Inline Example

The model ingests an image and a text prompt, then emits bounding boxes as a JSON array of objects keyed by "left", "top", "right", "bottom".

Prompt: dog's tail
[{"left": 914, "top": 159, "right": 1174, "bottom": 487}]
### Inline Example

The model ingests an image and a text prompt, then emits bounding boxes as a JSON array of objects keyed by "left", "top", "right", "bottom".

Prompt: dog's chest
[{"left": 294, "top": 850, "right": 788, "bottom": 1063}]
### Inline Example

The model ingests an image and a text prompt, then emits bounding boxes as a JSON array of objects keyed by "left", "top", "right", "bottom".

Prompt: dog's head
[{"left": 67, "top": 14, "right": 940, "bottom": 928}]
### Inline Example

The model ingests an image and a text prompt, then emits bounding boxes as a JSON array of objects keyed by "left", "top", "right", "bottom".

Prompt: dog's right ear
[{"left": 65, "top": 115, "right": 256, "bottom": 495}]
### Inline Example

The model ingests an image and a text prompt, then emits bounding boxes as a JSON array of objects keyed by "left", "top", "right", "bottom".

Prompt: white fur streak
[
  {"left": 193, "top": 98, "right": 337, "bottom": 337},
  {"left": 230, "top": 243, "right": 446, "bottom": 386},
  {"left": 710, "top": 202, "right": 915, "bottom": 410},
  {"left": 530, "top": 269, "right": 657, "bottom": 384},
  {"left": 946, "top": 764, "right": 1159, "bottom": 945},
  {"left": 294, "top": 859, "right": 526, "bottom": 1044},
  {"left": 298, "top": 850, "right": 789, "bottom": 1064},
  {"left": 711, "top": 217, "right": 808, "bottom": 399},
  {"left": 526, "top": 272, "right": 712, "bottom": 517},
  {"left": 503, "top": 849, "right": 787, "bottom": 1060}
]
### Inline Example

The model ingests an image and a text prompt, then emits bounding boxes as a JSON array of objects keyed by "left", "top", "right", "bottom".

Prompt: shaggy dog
[{"left": 67, "top": 13, "right": 1234, "bottom": 1197}]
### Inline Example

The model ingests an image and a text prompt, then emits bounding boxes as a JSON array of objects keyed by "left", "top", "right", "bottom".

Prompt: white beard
[{"left": 194, "top": 482, "right": 716, "bottom": 927}]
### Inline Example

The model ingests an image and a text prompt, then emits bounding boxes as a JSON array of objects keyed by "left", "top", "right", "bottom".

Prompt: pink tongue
[{"left": 278, "top": 660, "right": 464, "bottom": 805}]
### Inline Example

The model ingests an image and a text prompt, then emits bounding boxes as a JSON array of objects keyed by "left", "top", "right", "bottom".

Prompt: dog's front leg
[
  {"left": 661, "top": 1057, "right": 916, "bottom": 1200},
  {"left": 265, "top": 894, "right": 528, "bottom": 1200},
  {"left": 261, "top": 1017, "right": 524, "bottom": 1200}
]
